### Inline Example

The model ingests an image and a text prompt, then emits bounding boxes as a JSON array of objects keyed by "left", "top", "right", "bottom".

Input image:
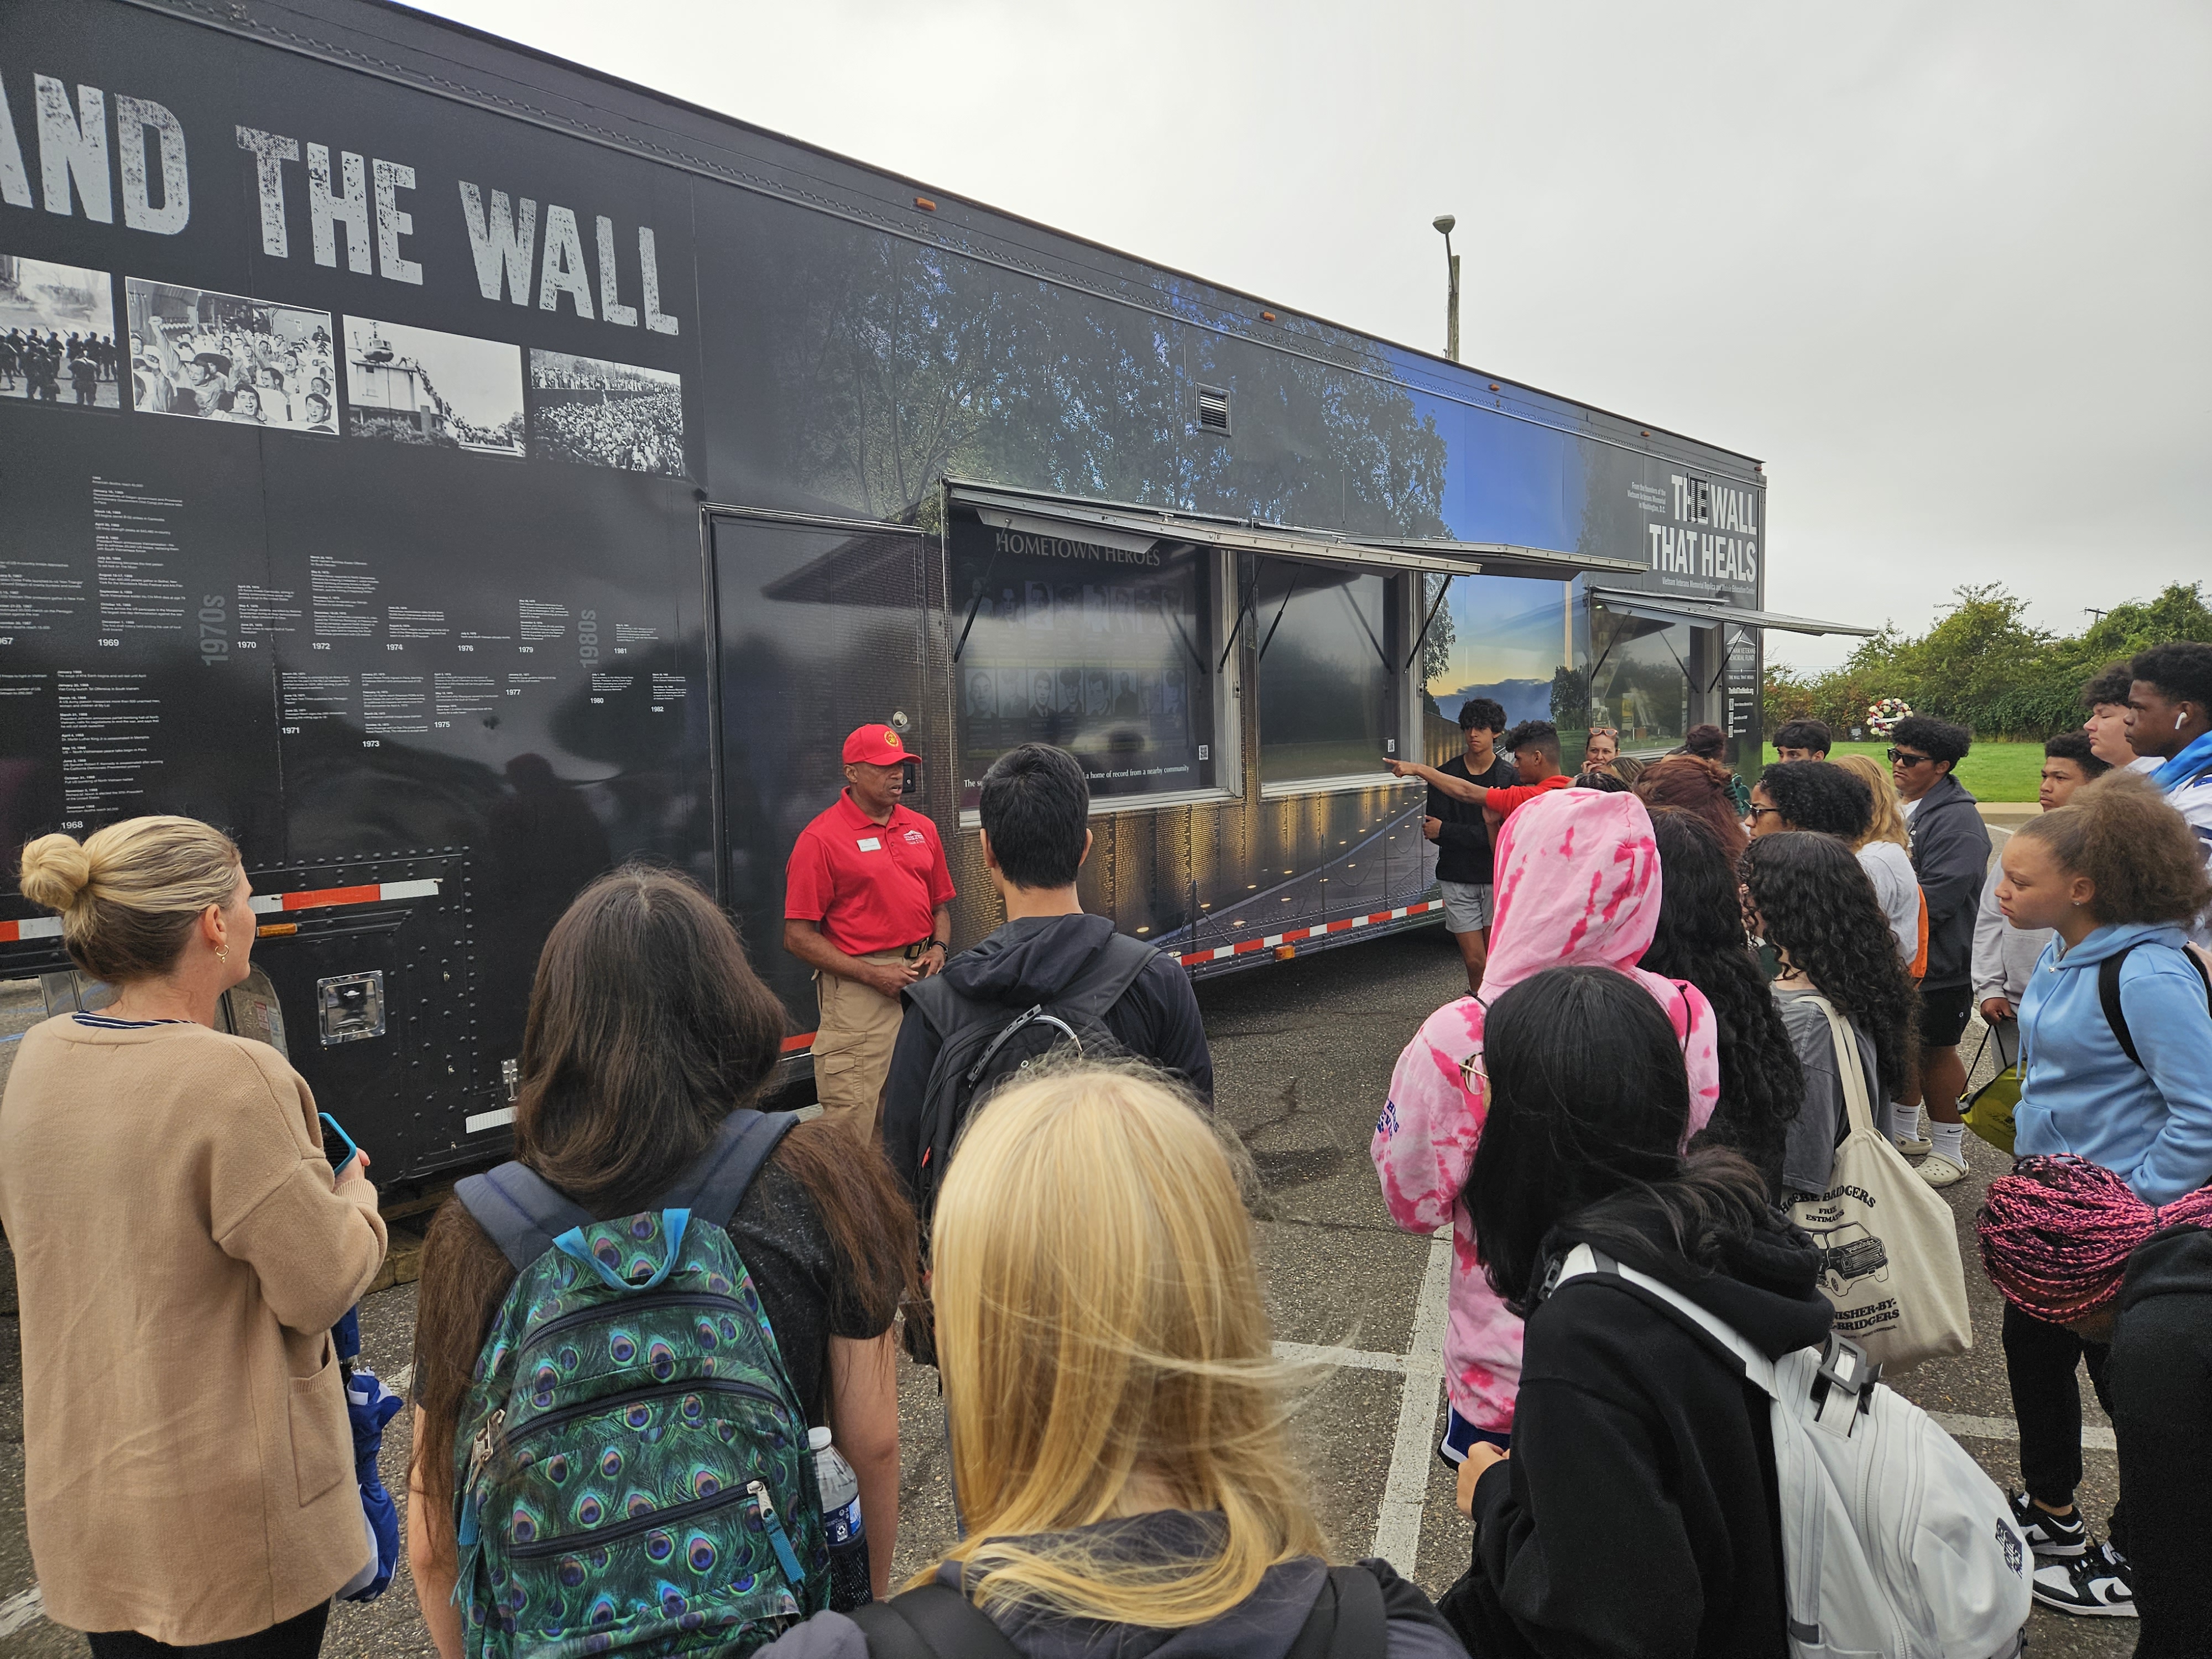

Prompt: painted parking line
[
  {"left": 1371, "top": 1229, "right": 1457, "bottom": 1567},
  {"left": 1930, "top": 1410, "right": 2115, "bottom": 1452},
  {"left": 0, "top": 1585, "right": 44, "bottom": 1637}
]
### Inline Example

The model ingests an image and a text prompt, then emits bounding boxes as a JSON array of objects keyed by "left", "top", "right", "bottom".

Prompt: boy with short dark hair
[
  {"left": 880, "top": 744, "right": 1213, "bottom": 1207},
  {"left": 1772, "top": 718, "right": 1832, "bottom": 761},
  {"left": 2126, "top": 642, "right": 2212, "bottom": 946},
  {"left": 1424, "top": 698, "right": 1517, "bottom": 995}
]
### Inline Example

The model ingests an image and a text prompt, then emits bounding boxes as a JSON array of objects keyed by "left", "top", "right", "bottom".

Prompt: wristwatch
[{"left": 921, "top": 938, "right": 948, "bottom": 959}]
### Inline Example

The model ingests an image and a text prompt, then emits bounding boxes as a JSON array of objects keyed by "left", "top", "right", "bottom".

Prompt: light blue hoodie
[{"left": 2015, "top": 921, "right": 2212, "bottom": 1205}]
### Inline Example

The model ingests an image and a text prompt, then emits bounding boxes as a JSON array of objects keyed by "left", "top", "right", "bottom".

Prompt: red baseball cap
[{"left": 842, "top": 723, "right": 912, "bottom": 766}]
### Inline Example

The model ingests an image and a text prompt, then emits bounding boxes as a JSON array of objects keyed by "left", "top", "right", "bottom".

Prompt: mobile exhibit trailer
[{"left": 0, "top": 0, "right": 1871, "bottom": 1178}]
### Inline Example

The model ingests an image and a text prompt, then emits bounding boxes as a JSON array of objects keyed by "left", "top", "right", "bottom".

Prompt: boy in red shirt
[{"left": 1390, "top": 719, "right": 1572, "bottom": 832}]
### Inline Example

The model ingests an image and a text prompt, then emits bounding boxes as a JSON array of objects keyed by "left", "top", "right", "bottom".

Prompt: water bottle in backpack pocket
[
  {"left": 451, "top": 1110, "right": 830, "bottom": 1657},
  {"left": 809, "top": 1426, "right": 871, "bottom": 1610}
]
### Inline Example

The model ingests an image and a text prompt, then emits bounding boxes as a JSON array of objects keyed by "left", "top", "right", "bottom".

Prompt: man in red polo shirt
[{"left": 784, "top": 723, "right": 956, "bottom": 1142}]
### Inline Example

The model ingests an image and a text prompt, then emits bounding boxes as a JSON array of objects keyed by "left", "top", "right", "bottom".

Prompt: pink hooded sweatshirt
[{"left": 1370, "top": 788, "right": 1721, "bottom": 1433}]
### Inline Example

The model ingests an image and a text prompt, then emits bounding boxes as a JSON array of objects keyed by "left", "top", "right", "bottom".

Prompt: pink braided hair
[{"left": 1976, "top": 1155, "right": 2212, "bottom": 1323}]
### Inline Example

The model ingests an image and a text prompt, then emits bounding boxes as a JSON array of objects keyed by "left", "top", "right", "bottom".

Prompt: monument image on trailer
[
  {"left": 0, "top": 256, "right": 119, "bottom": 412},
  {"left": 528, "top": 349, "right": 685, "bottom": 477},
  {"left": 343, "top": 317, "right": 525, "bottom": 454},
  {"left": 124, "top": 279, "right": 336, "bottom": 433}
]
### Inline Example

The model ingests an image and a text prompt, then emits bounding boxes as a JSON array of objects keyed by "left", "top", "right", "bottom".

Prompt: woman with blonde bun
[
  {"left": 754, "top": 1063, "right": 1467, "bottom": 1658},
  {"left": 0, "top": 817, "right": 387, "bottom": 1656}
]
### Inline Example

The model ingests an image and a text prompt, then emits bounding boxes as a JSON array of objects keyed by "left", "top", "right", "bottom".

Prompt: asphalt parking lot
[{"left": 0, "top": 828, "right": 2136, "bottom": 1655}]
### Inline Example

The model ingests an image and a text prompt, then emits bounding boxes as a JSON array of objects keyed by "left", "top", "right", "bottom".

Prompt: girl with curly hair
[
  {"left": 1740, "top": 830, "right": 1919, "bottom": 1199},
  {"left": 1991, "top": 766, "right": 2212, "bottom": 1617},
  {"left": 1638, "top": 808, "right": 1803, "bottom": 1196},
  {"left": 1634, "top": 754, "right": 1747, "bottom": 865}
]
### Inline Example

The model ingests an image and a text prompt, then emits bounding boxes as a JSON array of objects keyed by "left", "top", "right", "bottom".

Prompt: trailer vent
[{"left": 1196, "top": 384, "right": 1231, "bottom": 435}]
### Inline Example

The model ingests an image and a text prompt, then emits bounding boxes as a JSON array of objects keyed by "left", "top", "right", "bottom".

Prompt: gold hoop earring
[{"left": 216, "top": 945, "right": 229, "bottom": 963}]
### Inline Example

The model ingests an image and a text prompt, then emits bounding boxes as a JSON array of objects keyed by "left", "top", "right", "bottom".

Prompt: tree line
[{"left": 1764, "top": 581, "right": 2212, "bottom": 739}]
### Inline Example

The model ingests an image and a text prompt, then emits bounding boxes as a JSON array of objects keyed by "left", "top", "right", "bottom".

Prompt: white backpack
[{"left": 1552, "top": 1243, "right": 2030, "bottom": 1659}]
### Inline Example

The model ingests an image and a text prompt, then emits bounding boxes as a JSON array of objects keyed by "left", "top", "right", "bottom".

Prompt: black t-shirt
[
  {"left": 1430, "top": 753, "right": 1518, "bottom": 886},
  {"left": 726, "top": 1155, "right": 893, "bottom": 1423}
]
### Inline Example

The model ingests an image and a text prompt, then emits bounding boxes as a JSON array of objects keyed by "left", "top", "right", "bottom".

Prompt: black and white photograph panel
[
  {"left": 528, "top": 348, "right": 686, "bottom": 477},
  {"left": 343, "top": 317, "right": 525, "bottom": 454},
  {"left": 123, "top": 278, "right": 336, "bottom": 432},
  {"left": 0, "top": 255, "right": 119, "bottom": 411}
]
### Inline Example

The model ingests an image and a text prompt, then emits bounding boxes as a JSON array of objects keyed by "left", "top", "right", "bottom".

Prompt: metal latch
[
  {"left": 316, "top": 972, "right": 387, "bottom": 1045},
  {"left": 502, "top": 1057, "right": 519, "bottom": 1101}
]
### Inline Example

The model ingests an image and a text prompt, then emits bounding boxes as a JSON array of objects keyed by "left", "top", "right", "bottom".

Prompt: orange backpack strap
[{"left": 1911, "top": 888, "right": 1930, "bottom": 981}]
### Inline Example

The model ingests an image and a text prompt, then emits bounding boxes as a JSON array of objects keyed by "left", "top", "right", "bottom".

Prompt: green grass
[{"left": 1756, "top": 739, "right": 2045, "bottom": 804}]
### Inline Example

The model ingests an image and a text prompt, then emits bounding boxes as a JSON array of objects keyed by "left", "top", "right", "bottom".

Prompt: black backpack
[
  {"left": 850, "top": 1565, "right": 1388, "bottom": 1659},
  {"left": 902, "top": 931, "right": 1160, "bottom": 1236},
  {"left": 2098, "top": 941, "right": 2212, "bottom": 1068}
]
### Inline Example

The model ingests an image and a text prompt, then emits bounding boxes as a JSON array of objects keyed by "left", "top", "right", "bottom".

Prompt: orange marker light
[
  {"left": 257, "top": 922, "right": 299, "bottom": 938},
  {"left": 914, "top": 196, "right": 937, "bottom": 212}
]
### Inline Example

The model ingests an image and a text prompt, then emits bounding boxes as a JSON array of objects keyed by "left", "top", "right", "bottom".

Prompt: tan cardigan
[{"left": 0, "top": 1017, "right": 388, "bottom": 1642}]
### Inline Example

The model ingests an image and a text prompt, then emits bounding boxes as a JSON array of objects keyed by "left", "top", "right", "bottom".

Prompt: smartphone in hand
[{"left": 318, "top": 1112, "right": 362, "bottom": 1176}]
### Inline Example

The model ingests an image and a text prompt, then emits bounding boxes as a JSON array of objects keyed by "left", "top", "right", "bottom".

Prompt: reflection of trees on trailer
[{"left": 0, "top": 0, "right": 1878, "bottom": 1184}]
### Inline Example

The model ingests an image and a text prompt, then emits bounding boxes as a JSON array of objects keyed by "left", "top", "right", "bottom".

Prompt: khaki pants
[{"left": 811, "top": 950, "right": 908, "bottom": 1143}]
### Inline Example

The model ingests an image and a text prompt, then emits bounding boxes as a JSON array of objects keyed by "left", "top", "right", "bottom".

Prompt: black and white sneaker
[
  {"left": 2007, "top": 1489, "right": 2087, "bottom": 1557},
  {"left": 2031, "top": 1541, "right": 2136, "bottom": 1618}
]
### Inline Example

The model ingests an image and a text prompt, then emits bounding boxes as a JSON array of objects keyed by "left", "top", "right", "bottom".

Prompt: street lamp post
[{"left": 1433, "top": 214, "right": 1459, "bottom": 362}]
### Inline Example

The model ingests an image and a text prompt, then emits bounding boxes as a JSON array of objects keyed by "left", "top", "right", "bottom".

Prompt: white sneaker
[
  {"left": 1893, "top": 1107, "right": 1933, "bottom": 1157},
  {"left": 1919, "top": 1151, "right": 1968, "bottom": 1188}
]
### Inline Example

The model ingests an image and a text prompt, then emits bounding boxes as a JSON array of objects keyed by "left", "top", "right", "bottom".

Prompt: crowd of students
[{"left": 0, "top": 639, "right": 2207, "bottom": 1657}]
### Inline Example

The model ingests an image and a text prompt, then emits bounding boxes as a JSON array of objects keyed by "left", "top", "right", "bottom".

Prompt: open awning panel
[
  {"left": 948, "top": 479, "right": 1643, "bottom": 582},
  {"left": 1584, "top": 585, "right": 1878, "bottom": 638}
]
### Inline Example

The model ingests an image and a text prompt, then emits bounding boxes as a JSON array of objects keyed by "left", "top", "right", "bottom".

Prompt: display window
[
  {"left": 1256, "top": 562, "right": 1402, "bottom": 788},
  {"left": 949, "top": 518, "right": 1217, "bottom": 808}
]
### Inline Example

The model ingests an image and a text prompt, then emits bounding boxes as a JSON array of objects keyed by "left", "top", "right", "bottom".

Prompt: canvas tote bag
[{"left": 1788, "top": 993, "right": 1973, "bottom": 1370}]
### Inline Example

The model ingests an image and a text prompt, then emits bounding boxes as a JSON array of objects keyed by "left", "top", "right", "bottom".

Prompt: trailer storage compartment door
[{"left": 708, "top": 512, "right": 932, "bottom": 1054}]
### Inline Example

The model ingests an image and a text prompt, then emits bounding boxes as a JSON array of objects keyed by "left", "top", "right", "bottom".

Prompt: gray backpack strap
[
  {"left": 455, "top": 1162, "right": 597, "bottom": 1272},
  {"left": 850, "top": 1584, "right": 1021, "bottom": 1659},
  {"left": 1053, "top": 933, "right": 1164, "bottom": 1026},
  {"left": 656, "top": 1109, "right": 799, "bottom": 1228},
  {"left": 1285, "top": 1564, "right": 1389, "bottom": 1659}
]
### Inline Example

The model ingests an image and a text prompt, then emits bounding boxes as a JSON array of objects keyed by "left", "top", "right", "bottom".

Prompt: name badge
[{"left": 856, "top": 837, "right": 882, "bottom": 852}]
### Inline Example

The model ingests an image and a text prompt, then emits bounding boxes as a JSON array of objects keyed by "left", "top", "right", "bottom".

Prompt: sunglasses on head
[
  {"left": 1886, "top": 748, "right": 1932, "bottom": 766},
  {"left": 1589, "top": 728, "right": 1620, "bottom": 739}
]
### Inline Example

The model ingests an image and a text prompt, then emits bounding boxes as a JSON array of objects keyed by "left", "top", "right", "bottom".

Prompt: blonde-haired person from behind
[
  {"left": 754, "top": 1063, "right": 1468, "bottom": 1658},
  {"left": 1837, "top": 751, "right": 1937, "bottom": 1152},
  {"left": 0, "top": 818, "right": 386, "bottom": 1656}
]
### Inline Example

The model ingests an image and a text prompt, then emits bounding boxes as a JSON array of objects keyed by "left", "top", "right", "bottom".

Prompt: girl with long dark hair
[
  {"left": 1637, "top": 808, "right": 1803, "bottom": 1196},
  {"left": 1438, "top": 964, "right": 1829, "bottom": 1658},
  {"left": 1740, "top": 830, "right": 1918, "bottom": 1199},
  {"left": 405, "top": 869, "right": 915, "bottom": 1652}
]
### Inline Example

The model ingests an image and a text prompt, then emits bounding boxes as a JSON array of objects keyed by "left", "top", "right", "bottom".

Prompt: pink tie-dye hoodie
[{"left": 1370, "top": 787, "right": 1720, "bottom": 1433}]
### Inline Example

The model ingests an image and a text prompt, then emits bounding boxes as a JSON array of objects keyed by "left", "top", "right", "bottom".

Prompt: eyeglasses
[
  {"left": 1746, "top": 805, "right": 1785, "bottom": 820},
  {"left": 1589, "top": 728, "right": 1620, "bottom": 739},
  {"left": 1886, "top": 748, "right": 1932, "bottom": 767}
]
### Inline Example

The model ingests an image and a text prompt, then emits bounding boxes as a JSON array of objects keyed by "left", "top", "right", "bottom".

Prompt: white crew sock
[
  {"left": 1888, "top": 1103, "right": 1922, "bottom": 1142},
  {"left": 1929, "top": 1119, "right": 1967, "bottom": 1166}
]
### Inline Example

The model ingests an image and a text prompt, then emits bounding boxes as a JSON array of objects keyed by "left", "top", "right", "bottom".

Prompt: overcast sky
[{"left": 419, "top": 0, "right": 2207, "bottom": 670}]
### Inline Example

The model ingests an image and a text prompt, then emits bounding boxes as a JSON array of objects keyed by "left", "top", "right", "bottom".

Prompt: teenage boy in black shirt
[{"left": 1426, "top": 698, "right": 1517, "bottom": 995}]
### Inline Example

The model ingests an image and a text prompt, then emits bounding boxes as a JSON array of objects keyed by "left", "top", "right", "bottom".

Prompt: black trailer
[{"left": 0, "top": 0, "right": 1871, "bottom": 1180}]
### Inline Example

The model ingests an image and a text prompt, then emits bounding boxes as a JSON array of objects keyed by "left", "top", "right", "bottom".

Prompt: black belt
[{"left": 900, "top": 938, "right": 943, "bottom": 962}]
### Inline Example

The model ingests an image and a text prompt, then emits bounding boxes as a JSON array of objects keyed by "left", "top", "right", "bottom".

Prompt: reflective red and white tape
[
  {"left": 3, "top": 879, "right": 444, "bottom": 943},
  {"left": 1178, "top": 898, "right": 1443, "bottom": 967},
  {"left": 248, "top": 878, "right": 442, "bottom": 915}
]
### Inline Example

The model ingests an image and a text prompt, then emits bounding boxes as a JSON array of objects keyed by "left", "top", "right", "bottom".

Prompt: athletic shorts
[
  {"left": 1918, "top": 982, "right": 1973, "bottom": 1050},
  {"left": 1439, "top": 880, "right": 1494, "bottom": 935},
  {"left": 1439, "top": 1405, "right": 1511, "bottom": 1465}
]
